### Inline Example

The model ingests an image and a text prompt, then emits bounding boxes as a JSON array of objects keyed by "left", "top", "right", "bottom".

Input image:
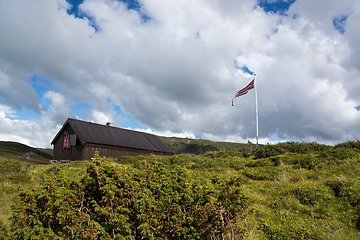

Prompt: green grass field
[{"left": 0, "top": 140, "right": 359, "bottom": 239}]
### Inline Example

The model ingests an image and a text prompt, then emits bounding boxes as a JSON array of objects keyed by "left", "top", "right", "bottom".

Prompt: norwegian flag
[{"left": 231, "top": 79, "right": 255, "bottom": 106}]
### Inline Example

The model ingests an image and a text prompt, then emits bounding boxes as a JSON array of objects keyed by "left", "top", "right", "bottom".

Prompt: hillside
[
  {"left": 0, "top": 137, "right": 249, "bottom": 162},
  {"left": 0, "top": 140, "right": 359, "bottom": 239},
  {"left": 0, "top": 141, "right": 52, "bottom": 164},
  {"left": 158, "top": 136, "right": 253, "bottom": 154}
]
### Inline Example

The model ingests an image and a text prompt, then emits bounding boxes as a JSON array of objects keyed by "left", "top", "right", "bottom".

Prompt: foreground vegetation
[{"left": 0, "top": 141, "right": 360, "bottom": 239}]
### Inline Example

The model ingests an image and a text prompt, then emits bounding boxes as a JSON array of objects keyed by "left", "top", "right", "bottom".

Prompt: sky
[{"left": 0, "top": 0, "right": 359, "bottom": 148}]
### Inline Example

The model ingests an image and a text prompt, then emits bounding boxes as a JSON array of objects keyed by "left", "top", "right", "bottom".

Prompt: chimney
[{"left": 106, "top": 122, "right": 114, "bottom": 127}]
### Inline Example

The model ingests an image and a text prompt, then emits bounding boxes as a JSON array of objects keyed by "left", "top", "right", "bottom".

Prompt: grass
[
  {"left": 240, "top": 152, "right": 360, "bottom": 239},
  {"left": 157, "top": 136, "right": 251, "bottom": 154},
  {"left": 0, "top": 160, "right": 87, "bottom": 230},
  {"left": 115, "top": 143, "right": 360, "bottom": 238},
  {"left": 1, "top": 140, "right": 360, "bottom": 239},
  {"left": 0, "top": 141, "right": 53, "bottom": 229}
]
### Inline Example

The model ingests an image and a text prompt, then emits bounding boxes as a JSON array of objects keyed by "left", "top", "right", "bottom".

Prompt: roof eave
[{"left": 51, "top": 118, "right": 86, "bottom": 145}]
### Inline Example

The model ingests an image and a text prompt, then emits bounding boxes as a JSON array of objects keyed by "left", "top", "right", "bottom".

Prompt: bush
[
  {"left": 253, "top": 144, "right": 284, "bottom": 159},
  {"left": 243, "top": 167, "right": 281, "bottom": 181},
  {"left": 291, "top": 186, "right": 324, "bottom": 206},
  {"left": 0, "top": 160, "right": 30, "bottom": 184},
  {"left": 327, "top": 179, "right": 360, "bottom": 207},
  {"left": 7, "top": 152, "right": 249, "bottom": 239},
  {"left": 253, "top": 141, "right": 334, "bottom": 159},
  {"left": 291, "top": 155, "right": 316, "bottom": 170},
  {"left": 245, "top": 159, "right": 274, "bottom": 168},
  {"left": 318, "top": 149, "right": 357, "bottom": 161},
  {"left": 259, "top": 211, "right": 310, "bottom": 240},
  {"left": 0, "top": 161, "right": 23, "bottom": 174},
  {"left": 335, "top": 140, "right": 360, "bottom": 151}
]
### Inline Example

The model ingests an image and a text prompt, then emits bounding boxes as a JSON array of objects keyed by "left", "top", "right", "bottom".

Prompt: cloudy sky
[{"left": 1, "top": 0, "right": 359, "bottom": 148}]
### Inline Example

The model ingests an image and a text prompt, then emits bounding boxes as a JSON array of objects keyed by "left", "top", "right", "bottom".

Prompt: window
[
  {"left": 63, "top": 133, "right": 71, "bottom": 148},
  {"left": 70, "top": 134, "right": 77, "bottom": 146}
]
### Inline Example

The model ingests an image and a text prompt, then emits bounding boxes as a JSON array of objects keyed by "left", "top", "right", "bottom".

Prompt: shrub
[
  {"left": 318, "top": 149, "right": 357, "bottom": 161},
  {"left": 327, "top": 178, "right": 360, "bottom": 207},
  {"left": 8, "top": 152, "right": 249, "bottom": 239},
  {"left": 291, "top": 187, "right": 321, "bottom": 206},
  {"left": 0, "top": 161, "right": 23, "bottom": 174},
  {"left": 245, "top": 159, "right": 274, "bottom": 168},
  {"left": 326, "top": 177, "right": 350, "bottom": 197},
  {"left": 253, "top": 141, "right": 339, "bottom": 160},
  {"left": 243, "top": 167, "right": 281, "bottom": 181},
  {"left": 229, "top": 160, "right": 245, "bottom": 170},
  {"left": 291, "top": 155, "right": 316, "bottom": 170},
  {"left": 0, "top": 160, "right": 30, "bottom": 184},
  {"left": 253, "top": 144, "right": 284, "bottom": 159},
  {"left": 335, "top": 140, "right": 360, "bottom": 151},
  {"left": 260, "top": 214, "right": 309, "bottom": 240}
]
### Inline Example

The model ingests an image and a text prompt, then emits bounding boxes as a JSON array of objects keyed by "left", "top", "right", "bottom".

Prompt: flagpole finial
[{"left": 254, "top": 73, "right": 256, "bottom": 77}]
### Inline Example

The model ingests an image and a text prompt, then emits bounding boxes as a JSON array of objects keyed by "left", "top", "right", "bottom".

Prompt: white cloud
[
  {"left": 0, "top": 103, "right": 61, "bottom": 148},
  {"left": 0, "top": 0, "right": 359, "bottom": 148},
  {"left": 132, "top": 127, "right": 197, "bottom": 140},
  {"left": 88, "top": 109, "right": 114, "bottom": 125},
  {"left": 42, "top": 91, "right": 72, "bottom": 123}
]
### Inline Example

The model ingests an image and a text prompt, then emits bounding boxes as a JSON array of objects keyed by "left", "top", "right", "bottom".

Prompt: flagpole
[{"left": 254, "top": 74, "right": 259, "bottom": 148}]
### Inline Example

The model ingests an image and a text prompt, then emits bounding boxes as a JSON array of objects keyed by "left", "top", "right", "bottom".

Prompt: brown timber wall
[
  {"left": 52, "top": 124, "right": 83, "bottom": 161},
  {"left": 83, "top": 143, "right": 172, "bottom": 160}
]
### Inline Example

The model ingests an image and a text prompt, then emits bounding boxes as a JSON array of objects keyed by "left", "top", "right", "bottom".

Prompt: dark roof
[{"left": 51, "top": 118, "right": 172, "bottom": 154}]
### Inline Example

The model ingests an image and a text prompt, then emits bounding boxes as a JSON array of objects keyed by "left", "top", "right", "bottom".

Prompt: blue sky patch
[
  {"left": 66, "top": 0, "right": 100, "bottom": 31},
  {"left": 234, "top": 60, "right": 254, "bottom": 75},
  {"left": 108, "top": 99, "right": 146, "bottom": 129},
  {"left": 30, "top": 75, "right": 54, "bottom": 100},
  {"left": 240, "top": 66, "right": 254, "bottom": 75},
  {"left": 66, "top": 0, "right": 83, "bottom": 16},
  {"left": 121, "top": 114, "right": 146, "bottom": 129},
  {"left": 356, "top": 105, "right": 360, "bottom": 111},
  {"left": 121, "top": 0, "right": 151, "bottom": 23},
  {"left": 115, "top": 106, "right": 146, "bottom": 129},
  {"left": 257, "top": 0, "right": 296, "bottom": 16},
  {"left": 66, "top": 0, "right": 150, "bottom": 30},
  {"left": 6, "top": 107, "right": 42, "bottom": 121},
  {"left": 71, "top": 102, "right": 91, "bottom": 119},
  {"left": 333, "top": 15, "right": 348, "bottom": 34},
  {"left": 30, "top": 75, "right": 60, "bottom": 114},
  {"left": 3, "top": 76, "right": 45, "bottom": 121}
]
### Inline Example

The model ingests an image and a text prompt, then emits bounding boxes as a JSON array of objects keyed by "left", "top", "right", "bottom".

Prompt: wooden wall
[
  {"left": 83, "top": 143, "right": 173, "bottom": 160},
  {"left": 52, "top": 124, "right": 83, "bottom": 160},
  {"left": 53, "top": 124, "right": 173, "bottom": 161}
]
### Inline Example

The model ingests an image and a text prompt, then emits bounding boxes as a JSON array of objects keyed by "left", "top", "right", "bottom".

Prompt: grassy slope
[
  {"left": 0, "top": 160, "right": 87, "bottom": 230},
  {"left": 0, "top": 137, "right": 245, "bottom": 161},
  {"left": 0, "top": 141, "right": 52, "bottom": 164},
  {"left": 36, "top": 148, "right": 53, "bottom": 156},
  {"left": 120, "top": 147, "right": 360, "bottom": 239},
  {"left": 0, "top": 141, "right": 53, "bottom": 229},
  {"left": 1, "top": 140, "right": 360, "bottom": 239},
  {"left": 241, "top": 153, "right": 360, "bottom": 239},
  {"left": 157, "top": 136, "right": 252, "bottom": 154}
]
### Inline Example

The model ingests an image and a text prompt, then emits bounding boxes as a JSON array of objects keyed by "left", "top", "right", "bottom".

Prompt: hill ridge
[{"left": 0, "top": 141, "right": 52, "bottom": 164}]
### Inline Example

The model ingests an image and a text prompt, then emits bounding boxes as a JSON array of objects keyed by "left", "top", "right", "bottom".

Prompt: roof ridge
[{"left": 59, "top": 118, "right": 172, "bottom": 153}]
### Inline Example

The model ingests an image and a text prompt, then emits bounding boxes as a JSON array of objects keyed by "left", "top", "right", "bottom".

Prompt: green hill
[
  {"left": 158, "top": 136, "right": 253, "bottom": 154},
  {"left": 0, "top": 137, "right": 250, "bottom": 163},
  {"left": 0, "top": 141, "right": 52, "bottom": 164},
  {"left": 1, "top": 140, "right": 360, "bottom": 239}
]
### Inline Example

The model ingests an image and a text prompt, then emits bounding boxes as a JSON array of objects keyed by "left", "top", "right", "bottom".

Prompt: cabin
[{"left": 51, "top": 118, "right": 173, "bottom": 161}]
